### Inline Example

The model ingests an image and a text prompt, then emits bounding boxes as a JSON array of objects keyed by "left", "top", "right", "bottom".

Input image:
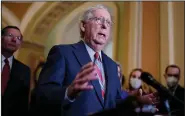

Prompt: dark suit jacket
[
  {"left": 157, "top": 85, "right": 184, "bottom": 115},
  {"left": 31, "top": 41, "right": 122, "bottom": 116},
  {"left": 2, "top": 58, "right": 31, "bottom": 116},
  {"left": 169, "top": 85, "right": 184, "bottom": 115}
]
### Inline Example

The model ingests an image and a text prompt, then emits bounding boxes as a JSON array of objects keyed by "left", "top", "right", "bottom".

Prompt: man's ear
[{"left": 80, "top": 21, "right": 85, "bottom": 32}]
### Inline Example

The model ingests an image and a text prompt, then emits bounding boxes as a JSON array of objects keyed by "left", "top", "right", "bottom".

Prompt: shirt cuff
[{"left": 65, "top": 88, "right": 75, "bottom": 102}]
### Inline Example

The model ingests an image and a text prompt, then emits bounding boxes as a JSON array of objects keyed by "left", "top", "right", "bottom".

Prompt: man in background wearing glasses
[{"left": 1, "top": 26, "right": 31, "bottom": 116}]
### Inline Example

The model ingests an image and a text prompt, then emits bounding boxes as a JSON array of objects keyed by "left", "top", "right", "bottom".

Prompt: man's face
[
  {"left": 165, "top": 67, "right": 180, "bottom": 82},
  {"left": 2, "top": 28, "right": 22, "bottom": 53},
  {"left": 83, "top": 8, "right": 111, "bottom": 51}
]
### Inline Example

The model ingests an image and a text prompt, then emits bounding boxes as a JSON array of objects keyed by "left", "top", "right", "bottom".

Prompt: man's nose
[
  {"left": 11, "top": 37, "right": 17, "bottom": 42},
  {"left": 101, "top": 21, "right": 107, "bottom": 29}
]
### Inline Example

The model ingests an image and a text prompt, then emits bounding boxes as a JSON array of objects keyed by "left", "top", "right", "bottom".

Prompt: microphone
[{"left": 140, "top": 72, "right": 184, "bottom": 106}]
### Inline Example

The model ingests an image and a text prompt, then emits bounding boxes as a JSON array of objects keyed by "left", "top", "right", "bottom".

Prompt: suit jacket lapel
[
  {"left": 72, "top": 41, "right": 104, "bottom": 107},
  {"left": 72, "top": 41, "right": 91, "bottom": 67},
  {"left": 10, "top": 58, "right": 18, "bottom": 79},
  {"left": 10, "top": 58, "right": 24, "bottom": 81},
  {"left": 102, "top": 52, "right": 113, "bottom": 108}
]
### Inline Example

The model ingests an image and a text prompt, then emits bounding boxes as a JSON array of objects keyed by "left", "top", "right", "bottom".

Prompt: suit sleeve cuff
[{"left": 65, "top": 88, "right": 75, "bottom": 102}]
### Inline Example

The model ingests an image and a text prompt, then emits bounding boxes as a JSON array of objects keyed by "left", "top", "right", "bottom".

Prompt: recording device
[{"left": 140, "top": 72, "right": 184, "bottom": 106}]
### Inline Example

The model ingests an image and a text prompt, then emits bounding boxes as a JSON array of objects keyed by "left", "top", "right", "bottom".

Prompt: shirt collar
[
  {"left": 83, "top": 41, "right": 102, "bottom": 62},
  {"left": 2, "top": 55, "right": 13, "bottom": 65},
  {"left": 167, "top": 84, "right": 178, "bottom": 94}
]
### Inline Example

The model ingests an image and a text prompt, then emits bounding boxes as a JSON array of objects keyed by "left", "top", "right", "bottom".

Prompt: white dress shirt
[
  {"left": 2, "top": 55, "right": 13, "bottom": 71},
  {"left": 84, "top": 43, "right": 106, "bottom": 89}
]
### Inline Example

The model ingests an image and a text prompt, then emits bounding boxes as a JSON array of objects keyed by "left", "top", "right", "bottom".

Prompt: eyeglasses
[
  {"left": 89, "top": 17, "right": 112, "bottom": 27},
  {"left": 3, "top": 33, "right": 22, "bottom": 41}
]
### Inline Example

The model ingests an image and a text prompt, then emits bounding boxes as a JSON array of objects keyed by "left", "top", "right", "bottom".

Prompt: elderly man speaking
[{"left": 30, "top": 4, "right": 146, "bottom": 116}]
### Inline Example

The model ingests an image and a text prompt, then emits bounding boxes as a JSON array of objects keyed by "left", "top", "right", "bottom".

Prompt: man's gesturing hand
[{"left": 67, "top": 62, "right": 98, "bottom": 99}]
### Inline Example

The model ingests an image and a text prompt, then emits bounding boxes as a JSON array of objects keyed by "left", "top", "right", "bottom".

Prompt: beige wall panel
[{"left": 142, "top": 2, "right": 160, "bottom": 80}]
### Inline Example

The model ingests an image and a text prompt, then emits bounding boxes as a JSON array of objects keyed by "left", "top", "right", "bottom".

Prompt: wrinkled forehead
[
  {"left": 5, "top": 28, "right": 21, "bottom": 36},
  {"left": 92, "top": 8, "right": 111, "bottom": 20}
]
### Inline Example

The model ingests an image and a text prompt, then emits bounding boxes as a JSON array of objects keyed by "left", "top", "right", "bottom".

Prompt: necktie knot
[
  {"left": 94, "top": 52, "right": 101, "bottom": 62},
  {"left": 94, "top": 52, "right": 99, "bottom": 59},
  {"left": 4, "top": 59, "right": 9, "bottom": 64}
]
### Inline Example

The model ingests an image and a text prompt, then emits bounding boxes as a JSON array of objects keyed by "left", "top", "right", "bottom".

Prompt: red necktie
[
  {"left": 2, "top": 59, "right": 10, "bottom": 95},
  {"left": 94, "top": 52, "right": 105, "bottom": 98}
]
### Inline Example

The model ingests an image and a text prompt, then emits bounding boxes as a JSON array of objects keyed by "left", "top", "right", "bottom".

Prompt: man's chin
[{"left": 6, "top": 48, "right": 17, "bottom": 53}]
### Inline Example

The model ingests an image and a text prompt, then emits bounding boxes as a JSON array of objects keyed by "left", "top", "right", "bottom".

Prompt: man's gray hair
[
  {"left": 80, "top": 4, "right": 113, "bottom": 38},
  {"left": 81, "top": 4, "right": 112, "bottom": 21}
]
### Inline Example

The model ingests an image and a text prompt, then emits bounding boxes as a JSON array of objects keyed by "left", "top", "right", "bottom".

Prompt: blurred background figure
[
  {"left": 157, "top": 64, "right": 184, "bottom": 115},
  {"left": 126, "top": 68, "right": 150, "bottom": 95},
  {"left": 117, "top": 62, "right": 125, "bottom": 87},
  {"left": 29, "top": 58, "right": 46, "bottom": 115},
  {"left": 1, "top": 26, "right": 31, "bottom": 116},
  {"left": 164, "top": 65, "right": 184, "bottom": 98},
  {"left": 117, "top": 64, "right": 159, "bottom": 114},
  {"left": 117, "top": 62, "right": 128, "bottom": 99}
]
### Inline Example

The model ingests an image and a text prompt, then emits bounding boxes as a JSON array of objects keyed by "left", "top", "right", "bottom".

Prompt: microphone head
[{"left": 140, "top": 72, "right": 155, "bottom": 85}]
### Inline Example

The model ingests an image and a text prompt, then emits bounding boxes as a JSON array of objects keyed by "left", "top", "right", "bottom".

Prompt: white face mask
[
  {"left": 167, "top": 76, "right": 178, "bottom": 87},
  {"left": 130, "top": 77, "right": 142, "bottom": 89}
]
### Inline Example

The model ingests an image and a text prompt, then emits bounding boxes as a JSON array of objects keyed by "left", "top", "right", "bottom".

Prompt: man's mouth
[
  {"left": 98, "top": 33, "right": 106, "bottom": 38},
  {"left": 8, "top": 43, "right": 16, "bottom": 47}
]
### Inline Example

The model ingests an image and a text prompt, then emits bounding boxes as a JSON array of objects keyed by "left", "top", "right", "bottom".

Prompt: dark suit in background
[
  {"left": 157, "top": 64, "right": 184, "bottom": 115},
  {"left": 169, "top": 85, "right": 184, "bottom": 115},
  {"left": 2, "top": 58, "right": 30, "bottom": 116},
  {"left": 1, "top": 26, "right": 31, "bottom": 116},
  {"left": 157, "top": 85, "right": 184, "bottom": 115}
]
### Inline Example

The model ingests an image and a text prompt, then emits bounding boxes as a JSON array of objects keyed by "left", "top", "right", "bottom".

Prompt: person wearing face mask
[
  {"left": 165, "top": 65, "right": 183, "bottom": 92},
  {"left": 116, "top": 67, "right": 159, "bottom": 114},
  {"left": 130, "top": 76, "right": 142, "bottom": 90},
  {"left": 127, "top": 68, "right": 147, "bottom": 95},
  {"left": 159, "top": 64, "right": 184, "bottom": 115},
  {"left": 127, "top": 68, "right": 159, "bottom": 115}
]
